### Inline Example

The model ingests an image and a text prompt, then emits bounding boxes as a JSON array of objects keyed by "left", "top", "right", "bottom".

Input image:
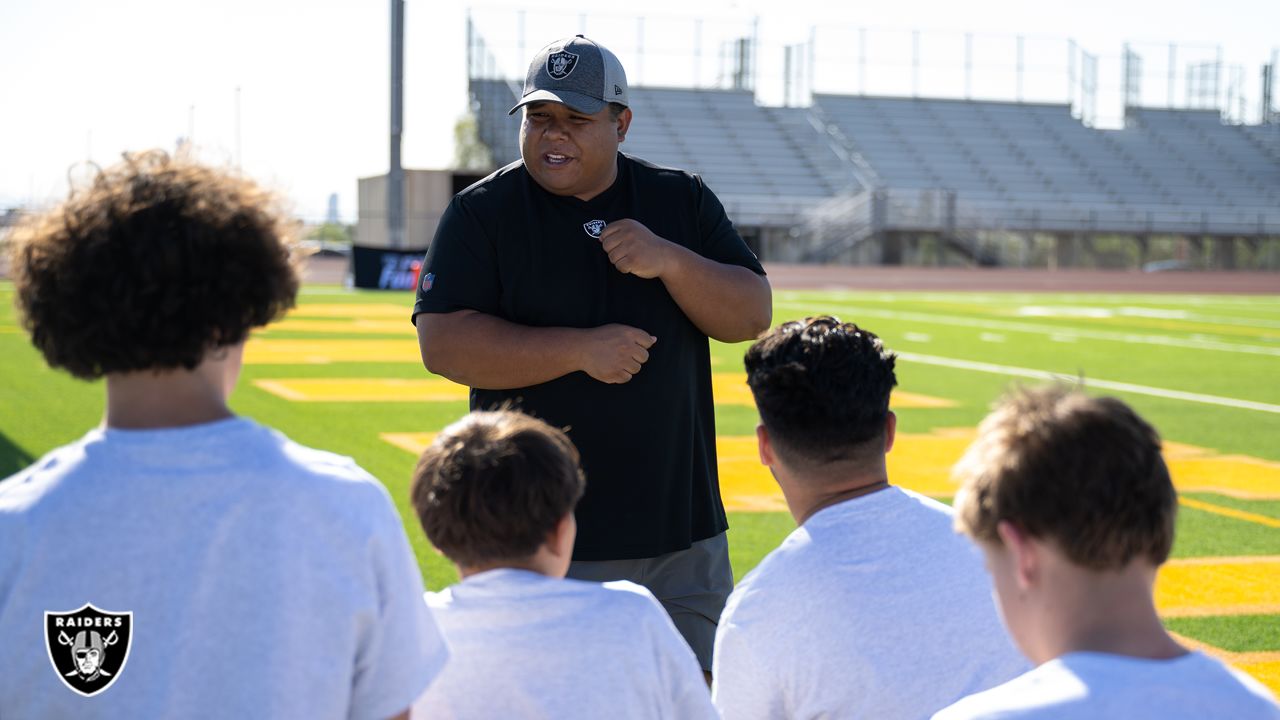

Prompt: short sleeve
[
  {"left": 411, "top": 195, "right": 502, "bottom": 323},
  {"left": 695, "top": 178, "right": 765, "bottom": 275},
  {"left": 349, "top": 492, "right": 450, "bottom": 720},
  {"left": 711, "top": 596, "right": 787, "bottom": 719},
  {"left": 629, "top": 588, "right": 719, "bottom": 720}
]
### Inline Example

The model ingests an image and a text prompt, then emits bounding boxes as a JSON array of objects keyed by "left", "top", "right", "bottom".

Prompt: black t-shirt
[{"left": 412, "top": 153, "right": 765, "bottom": 561}]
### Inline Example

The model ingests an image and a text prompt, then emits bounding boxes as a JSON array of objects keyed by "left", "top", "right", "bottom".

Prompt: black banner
[{"left": 351, "top": 245, "right": 429, "bottom": 290}]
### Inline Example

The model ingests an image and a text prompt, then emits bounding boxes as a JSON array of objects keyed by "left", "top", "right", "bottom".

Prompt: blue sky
[{"left": 1, "top": 0, "right": 1276, "bottom": 222}]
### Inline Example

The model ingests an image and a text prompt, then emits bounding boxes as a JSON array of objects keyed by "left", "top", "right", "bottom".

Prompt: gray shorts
[{"left": 566, "top": 532, "right": 733, "bottom": 672}]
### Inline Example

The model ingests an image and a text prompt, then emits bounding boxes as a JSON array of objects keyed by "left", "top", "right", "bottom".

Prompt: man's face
[
  {"left": 76, "top": 647, "right": 102, "bottom": 676},
  {"left": 520, "top": 102, "right": 630, "bottom": 201}
]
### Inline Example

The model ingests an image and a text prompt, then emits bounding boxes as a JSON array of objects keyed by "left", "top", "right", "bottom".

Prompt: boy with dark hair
[
  {"left": 935, "top": 387, "right": 1280, "bottom": 719},
  {"left": 713, "top": 316, "right": 1024, "bottom": 719},
  {"left": 1, "top": 151, "right": 447, "bottom": 719},
  {"left": 408, "top": 410, "right": 717, "bottom": 719}
]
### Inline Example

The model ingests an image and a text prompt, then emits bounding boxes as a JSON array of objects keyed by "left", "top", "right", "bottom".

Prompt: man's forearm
[
  {"left": 660, "top": 246, "right": 773, "bottom": 343},
  {"left": 418, "top": 310, "right": 657, "bottom": 389},
  {"left": 417, "top": 310, "right": 586, "bottom": 390}
]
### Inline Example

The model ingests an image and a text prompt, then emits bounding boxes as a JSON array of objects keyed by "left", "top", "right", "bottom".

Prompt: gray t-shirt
[
  {"left": 413, "top": 568, "right": 717, "bottom": 719},
  {"left": 0, "top": 418, "right": 448, "bottom": 719},
  {"left": 712, "top": 487, "right": 1027, "bottom": 719},
  {"left": 933, "top": 651, "right": 1280, "bottom": 719}
]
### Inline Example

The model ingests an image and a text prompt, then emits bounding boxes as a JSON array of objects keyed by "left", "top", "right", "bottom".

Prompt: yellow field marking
[
  {"left": 711, "top": 372, "right": 956, "bottom": 409},
  {"left": 709, "top": 374, "right": 756, "bottom": 407},
  {"left": 263, "top": 318, "right": 415, "bottom": 335},
  {"left": 373, "top": 423, "right": 1280, "bottom": 513},
  {"left": 1179, "top": 498, "right": 1280, "bottom": 528},
  {"left": 254, "top": 378, "right": 469, "bottom": 402},
  {"left": 1163, "top": 441, "right": 1215, "bottom": 460},
  {"left": 716, "top": 437, "right": 789, "bottom": 512},
  {"left": 1234, "top": 659, "right": 1280, "bottom": 696},
  {"left": 1168, "top": 455, "right": 1280, "bottom": 499},
  {"left": 285, "top": 304, "right": 409, "bottom": 318},
  {"left": 252, "top": 381, "right": 311, "bottom": 401},
  {"left": 375, "top": 430, "right": 970, "bottom": 511},
  {"left": 1167, "top": 632, "right": 1280, "bottom": 695},
  {"left": 381, "top": 432, "right": 435, "bottom": 456},
  {"left": 1156, "top": 557, "right": 1280, "bottom": 618},
  {"left": 891, "top": 391, "right": 959, "bottom": 409},
  {"left": 244, "top": 339, "right": 421, "bottom": 364},
  {"left": 1167, "top": 555, "right": 1280, "bottom": 567}
]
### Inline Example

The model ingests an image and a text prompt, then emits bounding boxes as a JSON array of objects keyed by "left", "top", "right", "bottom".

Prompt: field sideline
[{"left": 2, "top": 274, "right": 1278, "bottom": 693}]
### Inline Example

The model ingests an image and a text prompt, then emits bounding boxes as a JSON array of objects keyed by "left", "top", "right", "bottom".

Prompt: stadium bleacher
[{"left": 470, "top": 77, "right": 1280, "bottom": 264}]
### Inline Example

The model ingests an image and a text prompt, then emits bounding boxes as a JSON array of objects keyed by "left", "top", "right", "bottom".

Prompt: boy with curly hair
[
  {"left": 1, "top": 151, "right": 447, "bottom": 719},
  {"left": 713, "top": 316, "right": 1024, "bottom": 719}
]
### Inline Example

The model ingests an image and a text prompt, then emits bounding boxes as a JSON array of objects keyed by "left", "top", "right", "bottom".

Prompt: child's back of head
[
  {"left": 411, "top": 410, "right": 585, "bottom": 574},
  {"left": 11, "top": 150, "right": 298, "bottom": 381},
  {"left": 409, "top": 411, "right": 717, "bottom": 719}
]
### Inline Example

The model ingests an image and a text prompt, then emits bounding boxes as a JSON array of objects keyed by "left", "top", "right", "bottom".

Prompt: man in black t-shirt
[{"left": 412, "top": 35, "right": 772, "bottom": 674}]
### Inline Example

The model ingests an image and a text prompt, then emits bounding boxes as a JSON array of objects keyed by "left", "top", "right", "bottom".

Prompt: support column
[{"left": 882, "top": 232, "right": 903, "bottom": 266}]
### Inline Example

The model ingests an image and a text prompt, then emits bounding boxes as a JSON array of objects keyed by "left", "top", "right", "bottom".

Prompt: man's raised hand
[{"left": 599, "top": 219, "right": 676, "bottom": 279}]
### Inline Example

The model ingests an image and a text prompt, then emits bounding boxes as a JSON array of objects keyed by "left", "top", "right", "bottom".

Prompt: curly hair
[
  {"left": 953, "top": 386, "right": 1176, "bottom": 570},
  {"left": 9, "top": 150, "right": 299, "bottom": 379},
  {"left": 744, "top": 316, "right": 898, "bottom": 466},
  {"left": 411, "top": 410, "right": 586, "bottom": 568}
]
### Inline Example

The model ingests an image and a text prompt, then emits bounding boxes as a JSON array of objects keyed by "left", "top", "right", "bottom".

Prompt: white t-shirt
[
  {"left": 712, "top": 487, "right": 1027, "bottom": 719},
  {"left": 933, "top": 650, "right": 1280, "bottom": 719},
  {"left": 0, "top": 418, "right": 448, "bottom": 719},
  {"left": 412, "top": 568, "right": 717, "bottom": 720}
]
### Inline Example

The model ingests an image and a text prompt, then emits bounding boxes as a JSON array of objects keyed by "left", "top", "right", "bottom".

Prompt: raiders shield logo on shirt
[
  {"left": 547, "top": 50, "right": 579, "bottom": 79},
  {"left": 583, "top": 220, "right": 607, "bottom": 238},
  {"left": 45, "top": 604, "right": 133, "bottom": 697}
]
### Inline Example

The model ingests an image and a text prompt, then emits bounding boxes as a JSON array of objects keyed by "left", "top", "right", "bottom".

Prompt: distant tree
[
  {"left": 454, "top": 112, "right": 493, "bottom": 170},
  {"left": 308, "top": 222, "right": 352, "bottom": 245}
]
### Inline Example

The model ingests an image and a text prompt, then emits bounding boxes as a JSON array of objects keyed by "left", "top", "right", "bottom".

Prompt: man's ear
[
  {"left": 616, "top": 107, "right": 633, "bottom": 141},
  {"left": 996, "top": 520, "right": 1038, "bottom": 591},
  {"left": 884, "top": 410, "right": 897, "bottom": 454},
  {"left": 756, "top": 423, "right": 775, "bottom": 467}
]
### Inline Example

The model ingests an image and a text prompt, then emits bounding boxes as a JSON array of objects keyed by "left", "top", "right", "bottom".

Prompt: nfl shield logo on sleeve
[{"left": 45, "top": 604, "right": 133, "bottom": 697}]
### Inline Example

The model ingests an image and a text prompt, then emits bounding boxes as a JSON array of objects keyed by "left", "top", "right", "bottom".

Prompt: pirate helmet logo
[
  {"left": 547, "top": 50, "right": 579, "bottom": 80},
  {"left": 45, "top": 604, "right": 133, "bottom": 697},
  {"left": 583, "top": 220, "right": 607, "bottom": 238}
]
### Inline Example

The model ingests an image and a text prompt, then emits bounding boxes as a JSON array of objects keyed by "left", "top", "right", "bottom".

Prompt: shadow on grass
[{"left": 0, "top": 432, "right": 34, "bottom": 480}]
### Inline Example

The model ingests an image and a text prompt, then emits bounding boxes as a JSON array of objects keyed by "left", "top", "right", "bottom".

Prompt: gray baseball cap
[{"left": 508, "top": 35, "right": 630, "bottom": 116}]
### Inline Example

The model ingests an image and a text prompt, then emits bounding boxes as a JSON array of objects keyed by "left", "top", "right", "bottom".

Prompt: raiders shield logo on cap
[
  {"left": 45, "top": 604, "right": 133, "bottom": 697},
  {"left": 583, "top": 220, "right": 607, "bottom": 238},
  {"left": 547, "top": 50, "right": 579, "bottom": 79}
]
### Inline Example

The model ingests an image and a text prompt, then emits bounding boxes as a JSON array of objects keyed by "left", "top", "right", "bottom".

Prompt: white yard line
[
  {"left": 896, "top": 351, "right": 1280, "bottom": 415},
  {"left": 774, "top": 301, "right": 1280, "bottom": 357}
]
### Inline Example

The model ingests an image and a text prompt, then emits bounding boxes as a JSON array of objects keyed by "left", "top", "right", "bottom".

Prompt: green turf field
[{"left": 3, "top": 282, "right": 1278, "bottom": 691}]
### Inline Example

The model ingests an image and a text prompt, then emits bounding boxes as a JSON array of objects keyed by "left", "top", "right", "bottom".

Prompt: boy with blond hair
[{"left": 935, "top": 386, "right": 1279, "bottom": 719}]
